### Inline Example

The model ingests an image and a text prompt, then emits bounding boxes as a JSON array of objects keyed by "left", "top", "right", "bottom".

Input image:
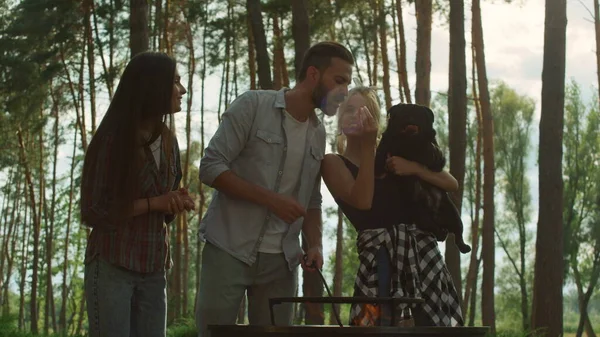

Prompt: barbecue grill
[{"left": 207, "top": 296, "right": 490, "bottom": 337}]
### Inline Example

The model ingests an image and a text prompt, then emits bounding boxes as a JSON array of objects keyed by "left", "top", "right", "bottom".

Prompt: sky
[{"left": 2, "top": 0, "right": 598, "bottom": 289}]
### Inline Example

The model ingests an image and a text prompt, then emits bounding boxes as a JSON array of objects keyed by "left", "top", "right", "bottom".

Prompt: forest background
[{"left": 0, "top": 0, "right": 598, "bottom": 336}]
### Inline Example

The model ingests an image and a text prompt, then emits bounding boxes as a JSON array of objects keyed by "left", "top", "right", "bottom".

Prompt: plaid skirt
[{"left": 349, "top": 223, "right": 464, "bottom": 327}]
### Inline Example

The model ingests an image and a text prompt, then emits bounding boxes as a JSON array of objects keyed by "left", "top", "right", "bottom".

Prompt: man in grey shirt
[{"left": 196, "top": 42, "right": 354, "bottom": 336}]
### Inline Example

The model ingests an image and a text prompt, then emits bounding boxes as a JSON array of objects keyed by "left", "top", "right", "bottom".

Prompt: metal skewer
[{"left": 301, "top": 231, "right": 343, "bottom": 327}]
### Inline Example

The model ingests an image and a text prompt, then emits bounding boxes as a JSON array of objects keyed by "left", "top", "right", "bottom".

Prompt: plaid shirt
[{"left": 81, "top": 129, "right": 182, "bottom": 273}]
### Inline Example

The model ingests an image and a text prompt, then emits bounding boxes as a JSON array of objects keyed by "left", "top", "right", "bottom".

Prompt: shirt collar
[{"left": 275, "top": 87, "right": 322, "bottom": 127}]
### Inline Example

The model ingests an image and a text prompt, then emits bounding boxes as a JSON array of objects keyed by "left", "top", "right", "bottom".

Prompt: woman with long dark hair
[{"left": 80, "top": 51, "right": 193, "bottom": 337}]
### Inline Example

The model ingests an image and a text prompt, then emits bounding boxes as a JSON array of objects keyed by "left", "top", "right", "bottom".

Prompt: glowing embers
[{"left": 352, "top": 304, "right": 416, "bottom": 327}]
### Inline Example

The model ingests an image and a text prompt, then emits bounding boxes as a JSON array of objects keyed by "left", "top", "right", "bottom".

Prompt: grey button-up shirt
[{"left": 199, "top": 88, "right": 326, "bottom": 270}]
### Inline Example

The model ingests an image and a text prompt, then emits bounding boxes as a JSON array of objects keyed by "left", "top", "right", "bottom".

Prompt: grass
[{"left": 2, "top": 312, "right": 597, "bottom": 337}]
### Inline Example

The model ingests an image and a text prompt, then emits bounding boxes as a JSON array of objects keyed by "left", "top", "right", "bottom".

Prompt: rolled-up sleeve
[
  {"left": 307, "top": 173, "right": 322, "bottom": 210},
  {"left": 80, "top": 136, "right": 114, "bottom": 228},
  {"left": 199, "top": 91, "right": 256, "bottom": 186}
]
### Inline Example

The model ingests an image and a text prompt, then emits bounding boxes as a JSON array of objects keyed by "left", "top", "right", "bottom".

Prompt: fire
[
  {"left": 352, "top": 304, "right": 417, "bottom": 326},
  {"left": 352, "top": 304, "right": 381, "bottom": 326}
]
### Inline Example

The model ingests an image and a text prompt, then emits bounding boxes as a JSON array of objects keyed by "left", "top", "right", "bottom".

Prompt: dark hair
[
  {"left": 81, "top": 51, "right": 177, "bottom": 221},
  {"left": 297, "top": 41, "right": 354, "bottom": 81}
]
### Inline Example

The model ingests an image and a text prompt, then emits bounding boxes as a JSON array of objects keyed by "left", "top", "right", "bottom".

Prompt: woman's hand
[
  {"left": 153, "top": 190, "right": 195, "bottom": 214},
  {"left": 177, "top": 188, "right": 196, "bottom": 211},
  {"left": 385, "top": 155, "right": 423, "bottom": 176},
  {"left": 357, "top": 106, "right": 378, "bottom": 148}
]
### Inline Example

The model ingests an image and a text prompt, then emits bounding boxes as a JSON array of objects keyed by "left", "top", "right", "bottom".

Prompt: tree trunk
[
  {"left": 247, "top": 0, "right": 272, "bottom": 89},
  {"left": 370, "top": 1, "right": 379, "bottom": 87},
  {"left": 224, "top": 1, "right": 232, "bottom": 107},
  {"left": 247, "top": 12, "right": 257, "bottom": 90},
  {"left": 0, "top": 171, "right": 14, "bottom": 300},
  {"left": 16, "top": 127, "right": 41, "bottom": 333},
  {"left": 18, "top": 200, "right": 30, "bottom": 330},
  {"left": 182, "top": 17, "right": 196, "bottom": 318},
  {"left": 155, "top": 0, "right": 163, "bottom": 51},
  {"left": 358, "top": 12, "right": 373, "bottom": 86},
  {"left": 163, "top": 0, "right": 172, "bottom": 55},
  {"left": 273, "top": 15, "right": 289, "bottom": 88},
  {"left": 595, "top": 0, "right": 599, "bottom": 100},
  {"left": 173, "top": 216, "right": 182, "bottom": 319},
  {"left": 130, "top": 0, "right": 149, "bottom": 58},
  {"left": 84, "top": 0, "right": 97, "bottom": 133},
  {"left": 91, "top": 0, "right": 114, "bottom": 98},
  {"left": 0, "top": 170, "right": 17, "bottom": 313},
  {"left": 3, "top": 176, "right": 20, "bottom": 316},
  {"left": 328, "top": 0, "right": 336, "bottom": 40},
  {"left": 75, "top": 285, "right": 86, "bottom": 335},
  {"left": 291, "top": 0, "right": 310, "bottom": 80},
  {"left": 472, "top": 0, "right": 495, "bottom": 332},
  {"left": 338, "top": 19, "right": 365, "bottom": 84},
  {"left": 109, "top": 0, "right": 115, "bottom": 76},
  {"left": 272, "top": 15, "right": 283, "bottom": 90},
  {"left": 446, "top": 0, "right": 467, "bottom": 300},
  {"left": 391, "top": 0, "right": 404, "bottom": 103},
  {"left": 78, "top": 37, "right": 88, "bottom": 152},
  {"left": 60, "top": 123, "right": 78, "bottom": 333},
  {"left": 45, "top": 91, "right": 60, "bottom": 333},
  {"left": 195, "top": 2, "right": 208, "bottom": 315},
  {"left": 531, "top": 1, "right": 566, "bottom": 336},
  {"left": 463, "top": 47, "right": 482, "bottom": 317},
  {"left": 217, "top": 63, "right": 226, "bottom": 123},
  {"left": 573, "top": 261, "right": 599, "bottom": 337},
  {"left": 415, "top": 0, "right": 432, "bottom": 106},
  {"left": 330, "top": 207, "right": 344, "bottom": 324},
  {"left": 395, "top": 0, "right": 411, "bottom": 103},
  {"left": 59, "top": 45, "right": 88, "bottom": 152},
  {"left": 379, "top": 0, "right": 392, "bottom": 110},
  {"left": 468, "top": 257, "right": 481, "bottom": 326},
  {"left": 37, "top": 109, "right": 47, "bottom": 334}
]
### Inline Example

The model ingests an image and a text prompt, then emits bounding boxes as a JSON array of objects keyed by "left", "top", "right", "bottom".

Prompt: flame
[{"left": 352, "top": 304, "right": 381, "bottom": 326}]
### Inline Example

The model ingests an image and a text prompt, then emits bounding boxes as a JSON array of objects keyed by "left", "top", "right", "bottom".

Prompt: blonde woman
[{"left": 321, "top": 88, "right": 463, "bottom": 327}]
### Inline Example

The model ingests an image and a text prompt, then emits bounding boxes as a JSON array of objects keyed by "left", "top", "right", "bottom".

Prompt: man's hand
[
  {"left": 299, "top": 247, "right": 324, "bottom": 272},
  {"left": 267, "top": 194, "right": 306, "bottom": 224}
]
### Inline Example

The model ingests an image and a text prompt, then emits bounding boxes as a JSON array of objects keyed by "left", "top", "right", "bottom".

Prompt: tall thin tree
[
  {"left": 446, "top": 0, "right": 467, "bottom": 299},
  {"left": 532, "top": 2, "right": 567, "bottom": 335},
  {"left": 130, "top": 0, "right": 149, "bottom": 57},
  {"left": 415, "top": 0, "right": 432, "bottom": 106},
  {"left": 472, "top": 0, "right": 495, "bottom": 331}
]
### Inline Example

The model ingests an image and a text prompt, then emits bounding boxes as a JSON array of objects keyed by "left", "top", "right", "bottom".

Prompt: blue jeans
[
  {"left": 84, "top": 257, "right": 167, "bottom": 337},
  {"left": 377, "top": 247, "right": 392, "bottom": 326}
]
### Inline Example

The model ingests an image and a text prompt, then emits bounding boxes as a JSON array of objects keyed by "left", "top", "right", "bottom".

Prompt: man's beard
[
  {"left": 311, "top": 80, "right": 326, "bottom": 111},
  {"left": 311, "top": 80, "right": 340, "bottom": 117}
]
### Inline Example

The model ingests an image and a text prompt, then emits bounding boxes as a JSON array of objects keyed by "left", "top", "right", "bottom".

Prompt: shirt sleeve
[
  {"left": 80, "top": 135, "right": 115, "bottom": 228},
  {"left": 199, "top": 91, "right": 256, "bottom": 186}
]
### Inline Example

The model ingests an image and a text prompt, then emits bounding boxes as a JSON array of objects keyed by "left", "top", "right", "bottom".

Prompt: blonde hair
[{"left": 336, "top": 86, "right": 382, "bottom": 154}]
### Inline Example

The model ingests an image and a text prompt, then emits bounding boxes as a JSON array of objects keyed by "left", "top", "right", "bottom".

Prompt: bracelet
[{"left": 147, "top": 197, "right": 151, "bottom": 213}]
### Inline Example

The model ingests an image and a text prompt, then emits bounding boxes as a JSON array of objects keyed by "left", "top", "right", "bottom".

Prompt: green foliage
[
  {"left": 166, "top": 318, "right": 198, "bottom": 337},
  {"left": 562, "top": 80, "right": 600, "bottom": 284},
  {"left": 324, "top": 206, "right": 359, "bottom": 297}
]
